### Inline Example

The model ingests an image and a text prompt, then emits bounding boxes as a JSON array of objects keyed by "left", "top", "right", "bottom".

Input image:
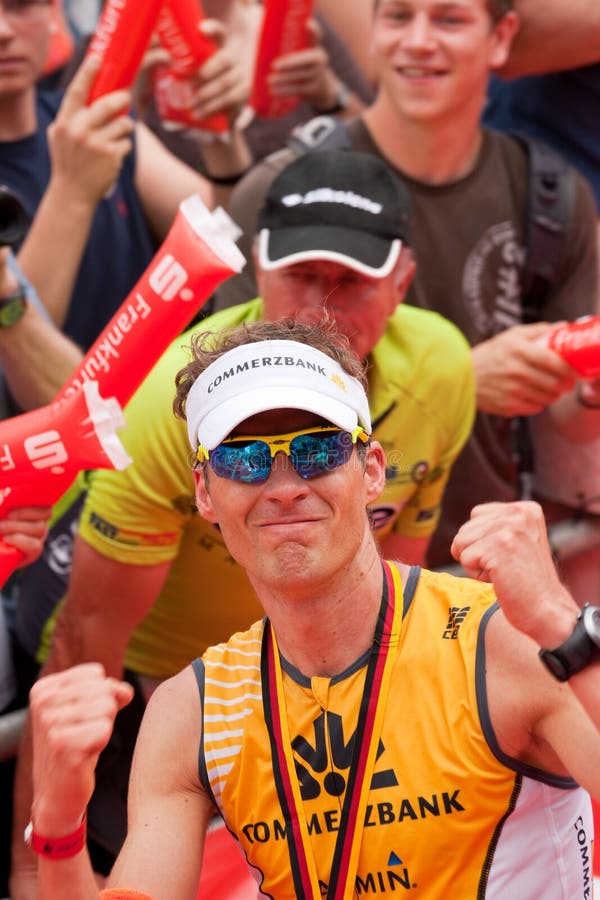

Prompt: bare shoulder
[
  {"left": 140, "top": 667, "right": 202, "bottom": 746},
  {"left": 132, "top": 667, "right": 204, "bottom": 794}
]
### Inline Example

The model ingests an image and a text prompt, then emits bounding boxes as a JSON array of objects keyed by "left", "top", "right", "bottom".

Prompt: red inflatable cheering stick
[
  {"left": 57, "top": 195, "right": 245, "bottom": 408},
  {"left": 543, "top": 316, "right": 600, "bottom": 378},
  {"left": 0, "top": 382, "right": 131, "bottom": 585},
  {"left": 0, "top": 197, "right": 244, "bottom": 585},
  {"left": 250, "top": 0, "right": 314, "bottom": 119},
  {"left": 154, "top": 0, "right": 229, "bottom": 135},
  {"left": 85, "top": 0, "right": 163, "bottom": 104}
]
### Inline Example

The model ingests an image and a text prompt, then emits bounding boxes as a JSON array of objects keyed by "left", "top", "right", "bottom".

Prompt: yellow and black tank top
[{"left": 192, "top": 565, "right": 593, "bottom": 899}]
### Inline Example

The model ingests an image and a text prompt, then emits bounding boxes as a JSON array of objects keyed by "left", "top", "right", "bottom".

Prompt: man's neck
[
  {"left": 0, "top": 91, "right": 37, "bottom": 141},
  {"left": 252, "top": 547, "right": 410, "bottom": 678},
  {"left": 362, "top": 94, "right": 484, "bottom": 185}
]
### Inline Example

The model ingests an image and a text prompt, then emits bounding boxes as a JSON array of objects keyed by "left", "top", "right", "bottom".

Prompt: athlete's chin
[{"left": 265, "top": 543, "right": 321, "bottom": 581}]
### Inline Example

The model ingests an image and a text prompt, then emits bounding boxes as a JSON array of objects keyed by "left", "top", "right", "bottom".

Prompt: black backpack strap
[
  {"left": 511, "top": 134, "right": 574, "bottom": 498},
  {"left": 517, "top": 133, "right": 573, "bottom": 324},
  {"left": 286, "top": 115, "right": 352, "bottom": 157}
]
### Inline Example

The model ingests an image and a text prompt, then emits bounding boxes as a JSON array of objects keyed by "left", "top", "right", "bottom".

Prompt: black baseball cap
[{"left": 257, "top": 150, "right": 411, "bottom": 278}]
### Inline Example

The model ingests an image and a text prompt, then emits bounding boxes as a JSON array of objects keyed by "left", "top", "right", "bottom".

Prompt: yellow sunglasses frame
[{"left": 196, "top": 425, "right": 369, "bottom": 463}]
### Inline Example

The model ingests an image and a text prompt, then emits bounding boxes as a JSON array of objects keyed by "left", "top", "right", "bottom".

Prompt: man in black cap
[{"left": 11, "top": 150, "right": 475, "bottom": 890}]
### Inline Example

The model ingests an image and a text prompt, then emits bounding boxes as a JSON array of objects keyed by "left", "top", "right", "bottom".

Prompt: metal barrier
[{"left": 2, "top": 514, "right": 600, "bottom": 764}]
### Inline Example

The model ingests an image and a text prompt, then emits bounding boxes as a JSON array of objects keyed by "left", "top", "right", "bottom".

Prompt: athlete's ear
[
  {"left": 194, "top": 467, "right": 218, "bottom": 523},
  {"left": 364, "top": 441, "right": 387, "bottom": 504}
]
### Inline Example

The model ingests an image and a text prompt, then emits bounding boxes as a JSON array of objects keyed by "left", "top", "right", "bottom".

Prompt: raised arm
[
  {"left": 499, "top": 0, "right": 600, "bottom": 77},
  {"left": 451, "top": 500, "right": 600, "bottom": 797},
  {"left": 0, "top": 251, "right": 82, "bottom": 409},
  {"left": 30, "top": 664, "right": 212, "bottom": 900},
  {"left": 133, "top": 121, "right": 214, "bottom": 240},
  {"left": 10, "top": 538, "right": 172, "bottom": 900},
  {"left": 30, "top": 665, "right": 133, "bottom": 900},
  {"left": 17, "top": 56, "right": 136, "bottom": 328}
]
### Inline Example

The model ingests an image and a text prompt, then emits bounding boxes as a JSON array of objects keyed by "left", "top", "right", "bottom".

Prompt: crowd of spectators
[{"left": 1, "top": 0, "right": 599, "bottom": 897}]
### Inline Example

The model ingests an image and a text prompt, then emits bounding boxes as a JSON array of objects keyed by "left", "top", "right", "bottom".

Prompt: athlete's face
[
  {"left": 0, "top": 0, "right": 51, "bottom": 98},
  {"left": 370, "top": 0, "right": 517, "bottom": 125},
  {"left": 194, "top": 409, "right": 386, "bottom": 595},
  {"left": 258, "top": 255, "right": 415, "bottom": 362}
]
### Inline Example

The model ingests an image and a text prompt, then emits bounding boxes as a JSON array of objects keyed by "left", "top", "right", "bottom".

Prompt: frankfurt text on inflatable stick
[{"left": 56, "top": 195, "right": 245, "bottom": 408}]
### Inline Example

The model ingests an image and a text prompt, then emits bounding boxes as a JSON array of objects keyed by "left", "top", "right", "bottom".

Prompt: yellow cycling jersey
[
  {"left": 196, "top": 566, "right": 592, "bottom": 899},
  {"left": 77, "top": 300, "right": 474, "bottom": 677}
]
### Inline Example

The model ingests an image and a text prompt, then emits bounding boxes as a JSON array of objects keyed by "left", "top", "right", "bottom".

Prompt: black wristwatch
[
  {"left": 0, "top": 286, "right": 27, "bottom": 328},
  {"left": 539, "top": 604, "right": 600, "bottom": 682}
]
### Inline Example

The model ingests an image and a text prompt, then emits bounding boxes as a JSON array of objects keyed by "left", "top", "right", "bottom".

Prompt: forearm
[
  {"left": 17, "top": 180, "right": 96, "bottom": 328},
  {"left": 0, "top": 306, "right": 82, "bottom": 409},
  {"left": 500, "top": 0, "right": 600, "bottom": 77},
  {"left": 33, "top": 795, "right": 99, "bottom": 900},
  {"left": 134, "top": 123, "right": 214, "bottom": 238},
  {"left": 12, "top": 714, "right": 98, "bottom": 899},
  {"left": 526, "top": 596, "right": 600, "bottom": 732},
  {"left": 10, "top": 602, "right": 130, "bottom": 893},
  {"left": 199, "top": 128, "right": 253, "bottom": 210},
  {"left": 38, "top": 855, "right": 100, "bottom": 900}
]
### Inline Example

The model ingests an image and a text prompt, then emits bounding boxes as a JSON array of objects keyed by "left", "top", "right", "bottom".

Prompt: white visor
[{"left": 185, "top": 339, "right": 372, "bottom": 452}]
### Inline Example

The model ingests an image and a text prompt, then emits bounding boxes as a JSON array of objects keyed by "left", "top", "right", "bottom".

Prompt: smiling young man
[
  {"left": 218, "top": 0, "right": 599, "bottom": 574},
  {"left": 27, "top": 319, "right": 600, "bottom": 900}
]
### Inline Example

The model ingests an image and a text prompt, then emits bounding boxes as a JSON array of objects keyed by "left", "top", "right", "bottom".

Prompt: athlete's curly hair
[{"left": 173, "top": 317, "right": 367, "bottom": 423}]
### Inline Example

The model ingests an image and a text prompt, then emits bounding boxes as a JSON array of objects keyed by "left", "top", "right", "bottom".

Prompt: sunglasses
[{"left": 197, "top": 426, "right": 369, "bottom": 484}]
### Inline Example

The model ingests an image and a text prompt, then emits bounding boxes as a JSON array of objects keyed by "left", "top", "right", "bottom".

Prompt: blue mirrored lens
[
  {"left": 210, "top": 442, "right": 272, "bottom": 483},
  {"left": 209, "top": 431, "right": 356, "bottom": 484},
  {"left": 290, "top": 431, "right": 354, "bottom": 479}
]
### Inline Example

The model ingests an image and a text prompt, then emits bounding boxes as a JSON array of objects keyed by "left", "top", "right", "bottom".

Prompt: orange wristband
[{"left": 24, "top": 814, "right": 87, "bottom": 860}]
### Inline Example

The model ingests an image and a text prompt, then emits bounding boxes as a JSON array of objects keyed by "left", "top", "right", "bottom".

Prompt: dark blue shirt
[
  {"left": 0, "top": 90, "right": 157, "bottom": 349},
  {"left": 484, "top": 64, "right": 600, "bottom": 211}
]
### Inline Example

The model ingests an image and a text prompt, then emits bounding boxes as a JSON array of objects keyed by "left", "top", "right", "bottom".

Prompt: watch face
[{"left": 0, "top": 292, "right": 26, "bottom": 327}]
